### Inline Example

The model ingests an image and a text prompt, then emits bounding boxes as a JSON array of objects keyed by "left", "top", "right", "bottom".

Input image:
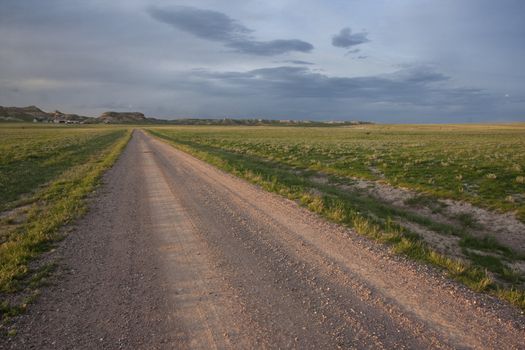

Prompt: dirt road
[{"left": 4, "top": 131, "right": 524, "bottom": 349}]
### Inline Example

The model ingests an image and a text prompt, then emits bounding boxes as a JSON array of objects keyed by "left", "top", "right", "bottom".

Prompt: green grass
[
  {"left": 453, "top": 212, "right": 481, "bottom": 229},
  {"left": 147, "top": 124, "right": 525, "bottom": 310},
  {"left": 0, "top": 124, "right": 131, "bottom": 324},
  {"left": 147, "top": 124, "right": 525, "bottom": 220},
  {"left": 0, "top": 125, "right": 128, "bottom": 210},
  {"left": 459, "top": 235, "right": 517, "bottom": 259}
]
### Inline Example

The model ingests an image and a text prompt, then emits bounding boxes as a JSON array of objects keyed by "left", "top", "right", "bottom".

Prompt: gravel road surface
[{"left": 4, "top": 131, "right": 524, "bottom": 349}]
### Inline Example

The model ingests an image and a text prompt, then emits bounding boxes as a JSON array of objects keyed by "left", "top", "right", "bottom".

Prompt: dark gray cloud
[
  {"left": 148, "top": 6, "right": 251, "bottom": 42},
  {"left": 148, "top": 6, "right": 313, "bottom": 56},
  {"left": 182, "top": 65, "right": 486, "bottom": 107},
  {"left": 332, "top": 27, "right": 369, "bottom": 48},
  {"left": 158, "top": 64, "right": 507, "bottom": 122}
]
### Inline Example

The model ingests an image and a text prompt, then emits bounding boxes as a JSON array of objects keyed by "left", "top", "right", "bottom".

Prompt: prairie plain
[{"left": 1, "top": 124, "right": 525, "bottom": 349}]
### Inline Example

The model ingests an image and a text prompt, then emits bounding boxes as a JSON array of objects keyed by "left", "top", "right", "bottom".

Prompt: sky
[{"left": 0, "top": 0, "right": 524, "bottom": 123}]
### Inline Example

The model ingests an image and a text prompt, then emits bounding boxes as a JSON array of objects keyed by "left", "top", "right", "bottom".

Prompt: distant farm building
[{"left": 32, "top": 116, "right": 49, "bottom": 123}]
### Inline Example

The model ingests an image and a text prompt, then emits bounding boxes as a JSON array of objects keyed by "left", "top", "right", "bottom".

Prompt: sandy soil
[
  {"left": 310, "top": 171, "right": 525, "bottom": 273},
  {"left": 342, "top": 177, "right": 525, "bottom": 254},
  {"left": 3, "top": 131, "right": 524, "bottom": 349}
]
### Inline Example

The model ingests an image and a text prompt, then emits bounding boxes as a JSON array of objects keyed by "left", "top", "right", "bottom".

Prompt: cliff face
[{"left": 97, "top": 111, "right": 146, "bottom": 123}]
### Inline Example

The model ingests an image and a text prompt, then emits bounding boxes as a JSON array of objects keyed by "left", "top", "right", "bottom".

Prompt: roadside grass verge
[
  {"left": 0, "top": 128, "right": 131, "bottom": 326},
  {"left": 148, "top": 129, "right": 525, "bottom": 310}
]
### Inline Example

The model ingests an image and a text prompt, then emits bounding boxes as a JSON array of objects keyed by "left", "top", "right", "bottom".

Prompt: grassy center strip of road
[
  {"left": 0, "top": 127, "right": 131, "bottom": 328},
  {"left": 148, "top": 128, "right": 525, "bottom": 310}
]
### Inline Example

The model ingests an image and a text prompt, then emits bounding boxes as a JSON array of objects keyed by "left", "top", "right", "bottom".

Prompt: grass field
[
  {"left": 0, "top": 125, "right": 130, "bottom": 211},
  {"left": 0, "top": 124, "right": 130, "bottom": 322},
  {"left": 148, "top": 124, "right": 525, "bottom": 309}
]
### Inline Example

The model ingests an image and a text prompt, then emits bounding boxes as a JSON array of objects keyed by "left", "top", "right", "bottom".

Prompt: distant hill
[
  {"left": 0, "top": 105, "right": 51, "bottom": 122},
  {"left": 1, "top": 105, "right": 372, "bottom": 126},
  {"left": 97, "top": 111, "right": 147, "bottom": 124},
  {"left": 0, "top": 106, "right": 150, "bottom": 124},
  {"left": 0, "top": 105, "right": 91, "bottom": 123}
]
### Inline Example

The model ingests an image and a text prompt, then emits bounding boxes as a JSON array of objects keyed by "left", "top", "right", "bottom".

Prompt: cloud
[
  {"left": 280, "top": 60, "right": 315, "bottom": 65},
  {"left": 180, "top": 65, "right": 486, "bottom": 107},
  {"left": 228, "top": 40, "right": 313, "bottom": 56},
  {"left": 159, "top": 64, "right": 503, "bottom": 121},
  {"left": 332, "top": 27, "right": 369, "bottom": 48},
  {"left": 148, "top": 6, "right": 313, "bottom": 56},
  {"left": 344, "top": 48, "right": 360, "bottom": 57},
  {"left": 148, "top": 6, "right": 251, "bottom": 42}
]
